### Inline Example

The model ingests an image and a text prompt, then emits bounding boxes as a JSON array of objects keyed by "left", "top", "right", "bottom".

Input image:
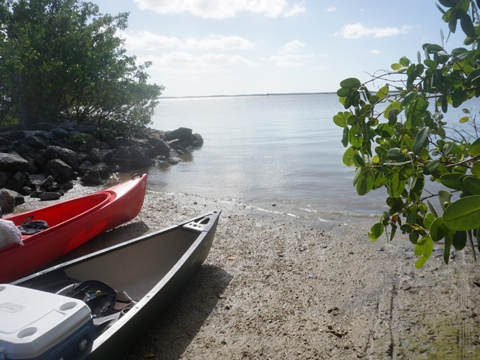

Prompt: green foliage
[
  {"left": 0, "top": 0, "right": 163, "bottom": 131},
  {"left": 333, "top": 0, "right": 480, "bottom": 267}
]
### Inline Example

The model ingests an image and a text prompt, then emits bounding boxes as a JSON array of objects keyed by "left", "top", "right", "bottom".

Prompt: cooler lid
[{"left": 0, "top": 284, "right": 92, "bottom": 353}]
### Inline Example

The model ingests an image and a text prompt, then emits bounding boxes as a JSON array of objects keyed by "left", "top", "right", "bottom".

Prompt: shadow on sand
[{"left": 123, "top": 264, "right": 232, "bottom": 360}]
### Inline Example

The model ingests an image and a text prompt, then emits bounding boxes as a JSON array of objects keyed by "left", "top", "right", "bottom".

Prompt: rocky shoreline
[{"left": 0, "top": 121, "right": 203, "bottom": 214}]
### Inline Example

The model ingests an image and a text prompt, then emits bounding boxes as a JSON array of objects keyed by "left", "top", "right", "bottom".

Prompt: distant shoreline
[{"left": 161, "top": 91, "right": 337, "bottom": 100}]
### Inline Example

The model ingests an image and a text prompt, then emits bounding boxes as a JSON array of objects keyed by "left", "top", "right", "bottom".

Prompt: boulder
[
  {"left": 0, "top": 152, "right": 29, "bottom": 173},
  {"left": 5, "top": 171, "right": 28, "bottom": 194},
  {"left": 167, "top": 127, "right": 193, "bottom": 141},
  {"left": 127, "top": 145, "right": 152, "bottom": 169},
  {"left": 0, "top": 172, "right": 12, "bottom": 188},
  {"left": 0, "top": 189, "right": 23, "bottom": 214},
  {"left": 28, "top": 174, "right": 47, "bottom": 188},
  {"left": 46, "top": 159, "right": 74, "bottom": 183},
  {"left": 81, "top": 170, "right": 103, "bottom": 186},
  {"left": 44, "top": 146, "right": 79, "bottom": 170},
  {"left": 38, "top": 192, "right": 62, "bottom": 201},
  {"left": 153, "top": 139, "right": 171, "bottom": 157},
  {"left": 192, "top": 133, "right": 204, "bottom": 147}
]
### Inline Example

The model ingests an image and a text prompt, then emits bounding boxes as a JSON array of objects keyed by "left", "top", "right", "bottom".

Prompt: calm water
[
  {"left": 146, "top": 93, "right": 476, "bottom": 225},
  {"left": 148, "top": 93, "right": 387, "bottom": 225}
]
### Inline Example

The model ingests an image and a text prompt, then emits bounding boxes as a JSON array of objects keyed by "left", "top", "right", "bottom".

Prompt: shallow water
[{"left": 146, "top": 93, "right": 473, "bottom": 226}]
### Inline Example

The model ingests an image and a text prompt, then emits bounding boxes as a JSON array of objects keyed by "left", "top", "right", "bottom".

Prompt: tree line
[{"left": 0, "top": 0, "right": 163, "bottom": 134}]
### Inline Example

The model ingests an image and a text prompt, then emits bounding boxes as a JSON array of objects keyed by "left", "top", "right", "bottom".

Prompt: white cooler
[{"left": 0, "top": 284, "right": 94, "bottom": 360}]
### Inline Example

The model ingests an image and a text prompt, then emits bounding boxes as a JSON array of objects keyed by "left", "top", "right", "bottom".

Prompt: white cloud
[
  {"left": 326, "top": 7, "right": 336, "bottom": 12},
  {"left": 121, "top": 31, "right": 255, "bottom": 51},
  {"left": 338, "top": 23, "right": 412, "bottom": 39},
  {"left": 271, "top": 53, "right": 314, "bottom": 67},
  {"left": 142, "top": 52, "right": 259, "bottom": 76},
  {"left": 272, "top": 40, "right": 313, "bottom": 67},
  {"left": 133, "top": 0, "right": 305, "bottom": 18},
  {"left": 370, "top": 49, "right": 383, "bottom": 55},
  {"left": 279, "top": 40, "right": 306, "bottom": 55}
]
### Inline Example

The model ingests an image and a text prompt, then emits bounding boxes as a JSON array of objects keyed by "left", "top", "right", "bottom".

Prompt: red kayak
[{"left": 0, "top": 173, "right": 147, "bottom": 282}]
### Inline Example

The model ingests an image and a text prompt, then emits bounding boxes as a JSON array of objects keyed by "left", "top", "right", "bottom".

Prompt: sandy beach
[{"left": 17, "top": 187, "right": 480, "bottom": 359}]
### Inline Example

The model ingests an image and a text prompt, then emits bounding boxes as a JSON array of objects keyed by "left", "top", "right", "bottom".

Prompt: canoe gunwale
[{"left": 10, "top": 209, "right": 221, "bottom": 359}]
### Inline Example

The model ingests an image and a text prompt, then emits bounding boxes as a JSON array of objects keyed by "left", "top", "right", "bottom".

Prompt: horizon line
[{"left": 161, "top": 91, "right": 337, "bottom": 99}]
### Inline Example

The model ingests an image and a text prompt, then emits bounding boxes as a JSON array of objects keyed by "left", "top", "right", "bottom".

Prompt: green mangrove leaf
[
  {"left": 444, "top": 233, "right": 452, "bottom": 264},
  {"left": 388, "top": 173, "right": 407, "bottom": 198},
  {"left": 468, "top": 138, "right": 480, "bottom": 156},
  {"left": 386, "top": 148, "right": 408, "bottom": 161},
  {"left": 402, "top": 134, "right": 414, "bottom": 151},
  {"left": 368, "top": 222, "right": 384, "bottom": 241},
  {"left": 425, "top": 44, "right": 445, "bottom": 54},
  {"left": 472, "top": 161, "right": 480, "bottom": 177},
  {"left": 453, "top": 230, "right": 467, "bottom": 250},
  {"left": 439, "top": 173, "right": 463, "bottom": 190},
  {"left": 460, "top": 13, "right": 475, "bottom": 37},
  {"left": 353, "top": 153, "right": 366, "bottom": 167},
  {"left": 424, "top": 212, "right": 435, "bottom": 229},
  {"left": 439, "top": 190, "right": 452, "bottom": 210},
  {"left": 356, "top": 169, "right": 374, "bottom": 195},
  {"left": 463, "top": 176, "right": 480, "bottom": 195},
  {"left": 340, "top": 78, "right": 361, "bottom": 89},
  {"left": 413, "top": 127, "right": 429, "bottom": 155},
  {"left": 336, "top": 87, "right": 350, "bottom": 97},
  {"left": 353, "top": 167, "right": 362, "bottom": 186},
  {"left": 342, "top": 126, "right": 349, "bottom": 147},
  {"left": 409, "top": 231, "right": 419, "bottom": 244},
  {"left": 459, "top": 116, "right": 470, "bottom": 123},
  {"left": 376, "top": 84, "right": 389, "bottom": 100},
  {"left": 333, "top": 113, "right": 347, "bottom": 127},
  {"left": 430, "top": 217, "right": 447, "bottom": 242},
  {"left": 414, "top": 236, "right": 434, "bottom": 268},
  {"left": 467, "top": 69, "right": 480, "bottom": 84},
  {"left": 342, "top": 147, "right": 355, "bottom": 166},
  {"left": 389, "top": 223, "right": 397, "bottom": 241},
  {"left": 427, "top": 200, "right": 439, "bottom": 218},
  {"left": 418, "top": 147, "right": 429, "bottom": 161},
  {"left": 391, "top": 63, "right": 405, "bottom": 71},
  {"left": 448, "top": 10, "right": 457, "bottom": 33},
  {"left": 424, "top": 159, "right": 440, "bottom": 175},
  {"left": 444, "top": 195, "right": 480, "bottom": 230}
]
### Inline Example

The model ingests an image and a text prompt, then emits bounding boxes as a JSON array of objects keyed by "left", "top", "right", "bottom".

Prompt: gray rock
[
  {"left": 153, "top": 139, "right": 171, "bottom": 157},
  {"left": 46, "top": 159, "right": 74, "bottom": 183},
  {"left": 0, "top": 152, "right": 29, "bottom": 172},
  {"left": 167, "top": 127, "right": 193, "bottom": 141},
  {"left": 6, "top": 171, "right": 27, "bottom": 194},
  {"left": 39, "top": 192, "right": 62, "bottom": 201},
  {"left": 44, "top": 146, "right": 79, "bottom": 169}
]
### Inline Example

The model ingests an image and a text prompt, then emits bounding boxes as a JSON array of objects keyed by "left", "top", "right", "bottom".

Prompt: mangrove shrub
[
  {"left": 0, "top": 0, "right": 163, "bottom": 132},
  {"left": 334, "top": 0, "right": 480, "bottom": 267}
]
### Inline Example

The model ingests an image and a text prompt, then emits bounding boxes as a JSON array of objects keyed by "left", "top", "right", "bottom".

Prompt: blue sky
[{"left": 94, "top": 0, "right": 467, "bottom": 97}]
